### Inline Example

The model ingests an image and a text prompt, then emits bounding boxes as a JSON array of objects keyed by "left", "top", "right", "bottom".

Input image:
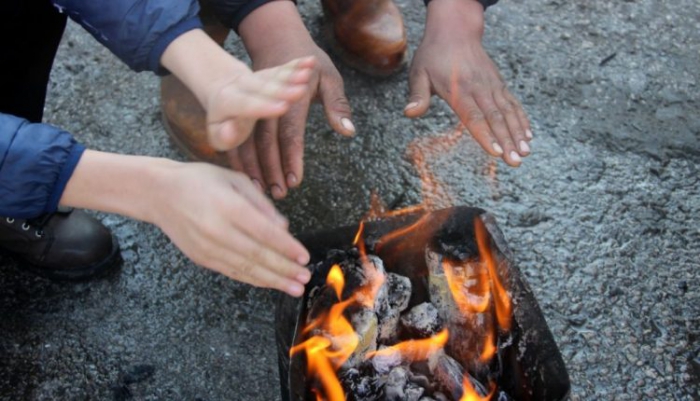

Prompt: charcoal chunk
[
  {"left": 405, "top": 382, "right": 425, "bottom": 401},
  {"left": 341, "top": 368, "right": 383, "bottom": 401},
  {"left": 401, "top": 302, "right": 442, "bottom": 338},
  {"left": 384, "top": 366, "right": 409, "bottom": 401},
  {"left": 370, "top": 346, "right": 402, "bottom": 374},
  {"left": 345, "top": 308, "right": 379, "bottom": 369}
]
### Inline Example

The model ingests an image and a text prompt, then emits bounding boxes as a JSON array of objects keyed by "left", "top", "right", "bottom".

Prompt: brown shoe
[
  {"left": 0, "top": 208, "right": 120, "bottom": 281},
  {"left": 160, "top": 3, "right": 229, "bottom": 166},
  {"left": 321, "top": 0, "right": 408, "bottom": 76}
]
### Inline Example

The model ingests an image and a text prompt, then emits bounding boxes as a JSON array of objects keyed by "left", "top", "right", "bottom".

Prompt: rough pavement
[{"left": 1, "top": 0, "right": 699, "bottom": 400}]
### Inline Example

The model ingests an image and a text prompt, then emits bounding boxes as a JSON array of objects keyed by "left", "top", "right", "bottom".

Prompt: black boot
[{"left": 0, "top": 208, "right": 120, "bottom": 280}]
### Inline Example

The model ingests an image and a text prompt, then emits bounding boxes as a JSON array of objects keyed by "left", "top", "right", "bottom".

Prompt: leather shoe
[
  {"left": 0, "top": 208, "right": 120, "bottom": 280},
  {"left": 160, "top": 2, "right": 230, "bottom": 166},
  {"left": 321, "top": 0, "right": 408, "bottom": 76}
]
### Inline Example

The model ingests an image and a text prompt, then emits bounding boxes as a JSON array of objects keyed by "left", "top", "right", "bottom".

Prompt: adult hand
[
  {"left": 153, "top": 162, "right": 312, "bottom": 297},
  {"left": 234, "top": 2, "right": 354, "bottom": 199},
  {"left": 160, "top": 29, "right": 316, "bottom": 154},
  {"left": 405, "top": 0, "right": 532, "bottom": 167}
]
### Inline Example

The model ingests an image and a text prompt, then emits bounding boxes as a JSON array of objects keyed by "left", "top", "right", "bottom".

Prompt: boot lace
[{"left": 4, "top": 213, "right": 54, "bottom": 238}]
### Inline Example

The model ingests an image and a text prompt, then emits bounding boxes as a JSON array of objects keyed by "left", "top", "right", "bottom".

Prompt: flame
[
  {"left": 442, "top": 258, "right": 492, "bottom": 314},
  {"left": 290, "top": 265, "right": 359, "bottom": 401},
  {"left": 366, "top": 329, "right": 449, "bottom": 363},
  {"left": 479, "top": 329, "right": 497, "bottom": 363},
  {"left": 475, "top": 218, "right": 512, "bottom": 331},
  {"left": 460, "top": 377, "right": 496, "bottom": 401}
]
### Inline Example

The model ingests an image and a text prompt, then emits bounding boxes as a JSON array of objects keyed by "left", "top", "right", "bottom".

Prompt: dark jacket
[{"left": 0, "top": 0, "right": 204, "bottom": 218}]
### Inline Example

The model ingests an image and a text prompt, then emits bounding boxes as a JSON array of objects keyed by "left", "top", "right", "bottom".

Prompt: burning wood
[
  {"left": 278, "top": 207, "right": 571, "bottom": 401},
  {"left": 289, "top": 216, "right": 518, "bottom": 401}
]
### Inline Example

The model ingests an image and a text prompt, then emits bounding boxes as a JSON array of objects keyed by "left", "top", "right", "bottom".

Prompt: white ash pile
[{"left": 301, "top": 248, "right": 514, "bottom": 401}]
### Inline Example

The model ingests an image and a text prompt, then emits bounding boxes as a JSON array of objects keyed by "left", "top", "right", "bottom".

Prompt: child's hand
[{"left": 204, "top": 57, "right": 317, "bottom": 151}]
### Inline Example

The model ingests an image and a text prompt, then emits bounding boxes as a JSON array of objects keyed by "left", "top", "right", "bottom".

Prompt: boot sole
[{"left": 1, "top": 235, "right": 122, "bottom": 281}]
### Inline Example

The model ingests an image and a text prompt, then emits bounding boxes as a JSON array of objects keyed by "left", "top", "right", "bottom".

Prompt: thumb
[
  {"left": 319, "top": 76, "right": 354, "bottom": 137},
  {"left": 405, "top": 69, "right": 432, "bottom": 118}
]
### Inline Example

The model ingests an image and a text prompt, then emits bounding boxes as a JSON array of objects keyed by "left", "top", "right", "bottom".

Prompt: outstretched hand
[
  {"left": 204, "top": 56, "right": 317, "bottom": 152},
  {"left": 233, "top": 2, "right": 354, "bottom": 199},
  {"left": 405, "top": 0, "right": 531, "bottom": 167},
  {"left": 153, "top": 162, "right": 312, "bottom": 297}
]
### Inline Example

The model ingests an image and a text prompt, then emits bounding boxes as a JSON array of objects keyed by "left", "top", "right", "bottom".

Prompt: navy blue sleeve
[
  {"left": 207, "top": 0, "right": 296, "bottom": 32},
  {"left": 0, "top": 113, "right": 85, "bottom": 219},
  {"left": 51, "top": 0, "right": 203, "bottom": 73},
  {"left": 424, "top": 0, "right": 499, "bottom": 9}
]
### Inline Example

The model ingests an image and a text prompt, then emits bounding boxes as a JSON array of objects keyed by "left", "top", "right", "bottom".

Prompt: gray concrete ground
[{"left": 1, "top": 0, "right": 699, "bottom": 400}]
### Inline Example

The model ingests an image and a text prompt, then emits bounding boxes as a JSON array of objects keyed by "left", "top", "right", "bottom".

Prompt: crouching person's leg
[{"left": 0, "top": 1, "right": 120, "bottom": 280}]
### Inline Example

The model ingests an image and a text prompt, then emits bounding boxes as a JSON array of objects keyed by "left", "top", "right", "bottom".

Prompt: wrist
[
  {"left": 238, "top": 1, "right": 314, "bottom": 59},
  {"left": 161, "top": 29, "right": 250, "bottom": 110},
  {"left": 425, "top": 0, "right": 485, "bottom": 39},
  {"left": 60, "top": 150, "right": 184, "bottom": 225}
]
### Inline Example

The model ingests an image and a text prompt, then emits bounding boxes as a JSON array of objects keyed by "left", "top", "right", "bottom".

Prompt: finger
[
  {"left": 229, "top": 172, "right": 288, "bottom": 228},
  {"left": 405, "top": 68, "right": 432, "bottom": 118},
  {"left": 319, "top": 74, "right": 355, "bottom": 137},
  {"left": 451, "top": 95, "right": 503, "bottom": 158},
  {"left": 241, "top": 75, "right": 309, "bottom": 103},
  {"left": 253, "top": 57, "right": 316, "bottom": 92},
  {"left": 227, "top": 197, "right": 310, "bottom": 265},
  {"left": 278, "top": 99, "right": 311, "bottom": 189},
  {"left": 226, "top": 148, "right": 244, "bottom": 172},
  {"left": 503, "top": 89, "right": 532, "bottom": 140},
  {"left": 473, "top": 92, "right": 521, "bottom": 167},
  {"left": 254, "top": 119, "right": 288, "bottom": 200},
  {"left": 208, "top": 250, "right": 307, "bottom": 297},
  {"left": 236, "top": 135, "right": 266, "bottom": 190},
  {"left": 493, "top": 90, "right": 529, "bottom": 156}
]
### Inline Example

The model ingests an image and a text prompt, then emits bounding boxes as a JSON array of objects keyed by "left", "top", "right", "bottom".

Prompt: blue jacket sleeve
[
  {"left": 51, "top": 0, "right": 202, "bottom": 74},
  {"left": 0, "top": 113, "right": 85, "bottom": 219}
]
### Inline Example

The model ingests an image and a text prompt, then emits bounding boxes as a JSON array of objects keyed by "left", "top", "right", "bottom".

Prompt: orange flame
[
  {"left": 475, "top": 218, "right": 512, "bottom": 331},
  {"left": 365, "top": 329, "right": 449, "bottom": 363},
  {"left": 479, "top": 330, "right": 497, "bottom": 363},
  {"left": 290, "top": 265, "right": 359, "bottom": 401},
  {"left": 460, "top": 377, "right": 496, "bottom": 401},
  {"left": 442, "top": 258, "right": 492, "bottom": 314}
]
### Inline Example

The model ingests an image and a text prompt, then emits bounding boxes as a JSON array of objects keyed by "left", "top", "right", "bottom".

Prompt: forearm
[
  {"left": 238, "top": 1, "right": 313, "bottom": 57},
  {"left": 425, "top": 0, "right": 485, "bottom": 38},
  {"left": 59, "top": 150, "right": 178, "bottom": 224},
  {"left": 160, "top": 29, "right": 249, "bottom": 110}
]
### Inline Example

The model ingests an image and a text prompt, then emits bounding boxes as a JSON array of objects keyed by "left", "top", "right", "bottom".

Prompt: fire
[
  {"left": 442, "top": 258, "right": 491, "bottom": 314},
  {"left": 290, "top": 264, "right": 359, "bottom": 401},
  {"left": 365, "top": 329, "right": 449, "bottom": 363},
  {"left": 475, "top": 218, "right": 512, "bottom": 331},
  {"left": 460, "top": 377, "right": 496, "bottom": 401}
]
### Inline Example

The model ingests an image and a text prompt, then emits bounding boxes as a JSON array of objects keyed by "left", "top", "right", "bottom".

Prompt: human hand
[
  {"left": 405, "top": 0, "right": 532, "bottom": 167},
  {"left": 160, "top": 29, "right": 317, "bottom": 155},
  {"left": 233, "top": 2, "right": 354, "bottom": 199},
  {"left": 152, "top": 162, "right": 311, "bottom": 297},
  {"left": 204, "top": 56, "right": 317, "bottom": 152}
]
